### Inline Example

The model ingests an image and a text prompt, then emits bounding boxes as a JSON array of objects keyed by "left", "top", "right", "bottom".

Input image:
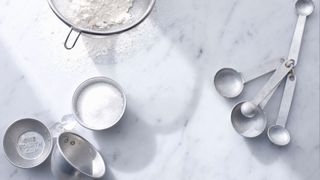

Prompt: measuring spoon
[
  {"left": 240, "top": 0, "right": 314, "bottom": 118},
  {"left": 289, "top": 0, "right": 314, "bottom": 64},
  {"left": 240, "top": 59, "right": 293, "bottom": 118},
  {"left": 214, "top": 59, "right": 283, "bottom": 98},
  {"left": 268, "top": 74, "right": 296, "bottom": 146},
  {"left": 231, "top": 83, "right": 278, "bottom": 138}
]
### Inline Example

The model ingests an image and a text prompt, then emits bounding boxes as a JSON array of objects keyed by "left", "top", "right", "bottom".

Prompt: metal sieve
[{"left": 47, "top": 0, "right": 156, "bottom": 49}]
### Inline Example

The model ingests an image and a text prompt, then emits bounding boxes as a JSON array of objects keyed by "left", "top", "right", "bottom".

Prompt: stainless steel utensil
[
  {"left": 240, "top": 60, "right": 293, "bottom": 118},
  {"left": 47, "top": 0, "right": 156, "bottom": 49},
  {"left": 268, "top": 74, "right": 296, "bottom": 146},
  {"left": 72, "top": 77, "right": 126, "bottom": 131},
  {"left": 240, "top": 0, "right": 314, "bottom": 118},
  {"left": 51, "top": 132, "right": 105, "bottom": 180},
  {"left": 3, "top": 119, "right": 53, "bottom": 168},
  {"left": 231, "top": 83, "right": 278, "bottom": 138},
  {"left": 214, "top": 59, "right": 283, "bottom": 98},
  {"left": 289, "top": 0, "right": 315, "bottom": 63}
]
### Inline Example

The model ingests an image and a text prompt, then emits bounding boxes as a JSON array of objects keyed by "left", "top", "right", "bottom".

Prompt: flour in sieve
[
  {"left": 76, "top": 83, "right": 125, "bottom": 129},
  {"left": 63, "top": 0, "right": 133, "bottom": 30}
]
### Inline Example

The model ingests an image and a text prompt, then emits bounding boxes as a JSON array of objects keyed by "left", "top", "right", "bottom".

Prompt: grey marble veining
[{"left": 0, "top": 0, "right": 319, "bottom": 179}]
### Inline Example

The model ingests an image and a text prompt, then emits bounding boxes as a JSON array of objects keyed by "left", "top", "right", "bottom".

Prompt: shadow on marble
[
  {"left": 152, "top": 75, "right": 204, "bottom": 134},
  {"left": 72, "top": 0, "right": 319, "bottom": 179},
  {"left": 80, "top": 0, "right": 208, "bottom": 134},
  {"left": 82, "top": 35, "right": 119, "bottom": 67},
  {"left": 93, "top": 107, "right": 157, "bottom": 172},
  {"left": 27, "top": 158, "right": 52, "bottom": 178},
  {"left": 100, "top": 165, "right": 116, "bottom": 180},
  {"left": 244, "top": 134, "right": 281, "bottom": 164},
  {"left": 0, "top": 41, "right": 53, "bottom": 133},
  {"left": 0, "top": 40, "right": 57, "bottom": 179},
  {"left": 6, "top": 158, "right": 53, "bottom": 180},
  {"left": 243, "top": 72, "right": 319, "bottom": 179},
  {"left": 149, "top": 0, "right": 320, "bottom": 179},
  {"left": 244, "top": 129, "right": 319, "bottom": 180}
]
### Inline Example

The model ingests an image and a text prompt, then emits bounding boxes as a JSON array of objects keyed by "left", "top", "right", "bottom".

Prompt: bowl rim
[
  {"left": 47, "top": 0, "right": 156, "bottom": 35},
  {"left": 71, "top": 76, "right": 127, "bottom": 131},
  {"left": 3, "top": 118, "right": 53, "bottom": 169}
]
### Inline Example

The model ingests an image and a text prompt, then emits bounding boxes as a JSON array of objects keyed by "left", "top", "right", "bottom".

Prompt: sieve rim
[{"left": 47, "top": 0, "right": 156, "bottom": 35}]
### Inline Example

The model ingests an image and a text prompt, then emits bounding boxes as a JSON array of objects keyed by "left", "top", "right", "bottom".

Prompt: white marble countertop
[{"left": 0, "top": 0, "right": 319, "bottom": 179}]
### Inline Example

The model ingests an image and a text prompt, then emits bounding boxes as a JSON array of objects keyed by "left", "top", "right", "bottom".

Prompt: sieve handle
[{"left": 64, "top": 28, "right": 81, "bottom": 50}]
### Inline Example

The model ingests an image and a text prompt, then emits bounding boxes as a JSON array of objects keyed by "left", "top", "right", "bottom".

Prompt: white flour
[
  {"left": 76, "top": 83, "right": 125, "bottom": 129},
  {"left": 61, "top": 0, "right": 133, "bottom": 30}
]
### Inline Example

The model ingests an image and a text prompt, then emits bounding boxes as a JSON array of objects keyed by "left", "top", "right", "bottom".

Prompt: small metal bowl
[
  {"left": 3, "top": 118, "right": 53, "bottom": 168},
  {"left": 51, "top": 132, "right": 105, "bottom": 179},
  {"left": 72, "top": 77, "right": 126, "bottom": 131}
]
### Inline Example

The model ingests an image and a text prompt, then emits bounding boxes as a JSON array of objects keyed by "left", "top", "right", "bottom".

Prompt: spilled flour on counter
[
  {"left": 62, "top": 0, "right": 133, "bottom": 30},
  {"left": 76, "top": 83, "right": 125, "bottom": 130}
]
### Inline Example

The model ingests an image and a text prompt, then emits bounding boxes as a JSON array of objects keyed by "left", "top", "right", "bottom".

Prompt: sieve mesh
[{"left": 48, "top": 0, "right": 155, "bottom": 34}]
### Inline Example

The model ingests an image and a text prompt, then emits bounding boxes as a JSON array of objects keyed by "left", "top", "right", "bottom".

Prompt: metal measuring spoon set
[
  {"left": 214, "top": 0, "right": 314, "bottom": 146},
  {"left": 1, "top": 2, "right": 315, "bottom": 180},
  {"left": 3, "top": 77, "right": 126, "bottom": 179}
]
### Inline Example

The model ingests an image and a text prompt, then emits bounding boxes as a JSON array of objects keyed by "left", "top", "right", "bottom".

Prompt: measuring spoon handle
[
  {"left": 241, "top": 58, "right": 284, "bottom": 83},
  {"left": 276, "top": 74, "right": 297, "bottom": 127},
  {"left": 260, "top": 83, "right": 278, "bottom": 109},
  {"left": 252, "top": 59, "right": 293, "bottom": 106},
  {"left": 288, "top": 15, "right": 307, "bottom": 65}
]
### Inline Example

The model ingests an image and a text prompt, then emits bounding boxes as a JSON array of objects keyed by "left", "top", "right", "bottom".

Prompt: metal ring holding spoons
[
  {"left": 240, "top": 60, "right": 294, "bottom": 118},
  {"left": 268, "top": 73, "right": 296, "bottom": 146},
  {"left": 240, "top": 0, "right": 314, "bottom": 118},
  {"left": 3, "top": 119, "right": 53, "bottom": 168},
  {"left": 72, "top": 77, "right": 126, "bottom": 131},
  {"left": 214, "top": 59, "right": 283, "bottom": 98}
]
